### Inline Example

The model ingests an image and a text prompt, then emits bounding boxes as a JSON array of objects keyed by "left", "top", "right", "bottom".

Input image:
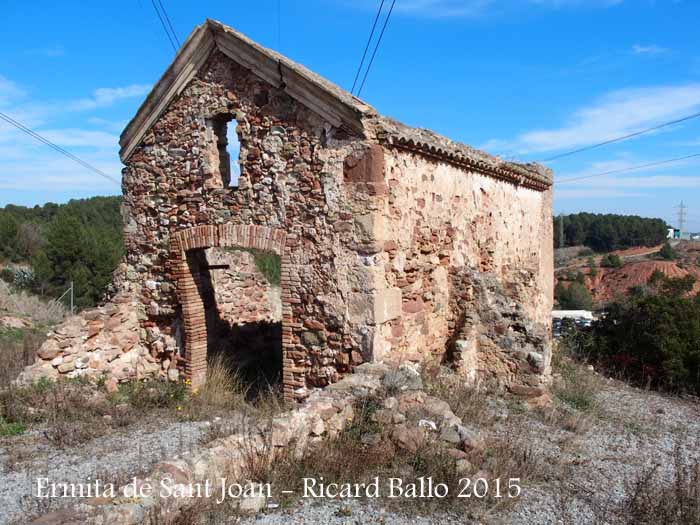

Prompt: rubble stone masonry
[{"left": 18, "top": 20, "right": 553, "bottom": 399}]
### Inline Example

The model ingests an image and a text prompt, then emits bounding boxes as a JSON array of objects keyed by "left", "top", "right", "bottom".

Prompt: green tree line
[
  {"left": 554, "top": 213, "right": 668, "bottom": 252},
  {"left": 0, "top": 197, "right": 123, "bottom": 308}
]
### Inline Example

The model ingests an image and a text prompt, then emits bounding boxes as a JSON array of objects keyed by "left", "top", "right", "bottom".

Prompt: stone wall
[
  {"left": 366, "top": 149, "right": 553, "bottom": 366},
  {"left": 119, "top": 51, "right": 380, "bottom": 397},
  {"left": 15, "top": 291, "right": 171, "bottom": 386},
  {"left": 203, "top": 247, "right": 281, "bottom": 326}
]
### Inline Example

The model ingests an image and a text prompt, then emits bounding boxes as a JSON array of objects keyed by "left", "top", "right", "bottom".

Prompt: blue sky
[{"left": 1, "top": 0, "right": 699, "bottom": 231}]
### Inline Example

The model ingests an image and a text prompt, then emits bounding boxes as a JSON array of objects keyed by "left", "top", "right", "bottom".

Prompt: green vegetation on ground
[
  {"left": 600, "top": 253, "right": 622, "bottom": 268},
  {"left": 658, "top": 241, "right": 677, "bottom": 260},
  {"left": 555, "top": 280, "right": 593, "bottom": 310}
]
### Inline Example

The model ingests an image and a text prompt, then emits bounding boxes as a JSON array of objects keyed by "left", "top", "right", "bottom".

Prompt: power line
[
  {"left": 542, "top": 110, "right": 700, "bottom": 163},
  {"left": 356, "top": 0, "right": 397, "bottom": 98},
  {"left": 150, "top": 0, "right": 178, "bottom": 53},
  {"left": 156, "top": 0, "right": 180, "bottom": 47},
  {"left": 350, "top": 0, "right": 386, "bottom": 96},
  {"left": 555, "top": 153, "right": 700, "bottom": 184},
  {"left": 0, "top": 111, "right": 120, "bottom": 186}
]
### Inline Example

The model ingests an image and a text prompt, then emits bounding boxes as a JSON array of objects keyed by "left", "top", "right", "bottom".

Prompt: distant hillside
[
  {"left": 555, "top": 241, "right": 700, "bottom": 308},
  {"left": 554, "top": 213, "right": 668, "bottom": 252},
  {"left": 0, "top": 196, "right": 123, "bottom": 308}
]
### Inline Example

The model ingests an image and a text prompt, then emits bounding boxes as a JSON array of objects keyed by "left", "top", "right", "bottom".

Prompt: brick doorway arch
[{"left": 170, "top": 224, "right": 292, "bottom": 397}]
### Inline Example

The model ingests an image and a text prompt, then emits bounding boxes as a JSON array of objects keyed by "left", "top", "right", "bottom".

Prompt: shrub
[
  {"left": 553, "top": 335, "right": 598, "bottom": 412},
  {"left": 588, "top": 256, "right": 598, "bottom": 277},
  {"left": 112, "top": 380, "right": 187, "bottom": 411},
  {"left": 0, "top": 416, "right": 25, "bottom": 436},
  {"left": 250, "top": 249, "right": 281, "bottom": 286},
  {"left": 0, "top": 268, "right": 14, "bottom": 283},
  {"left": 568, "top": 274, "right": 700, "bottom": 394},
  {"left": 600, "top": 253, "right": 623, "bottom": 268},
  {"left": 620, "top": 447, "right": 700, "bottom": 524},
  {"left": 555, "top": 281, "right": 593, "bottom": 310},
  {"left": 659, "top": 241, "right": 678, "bottom": 260}
]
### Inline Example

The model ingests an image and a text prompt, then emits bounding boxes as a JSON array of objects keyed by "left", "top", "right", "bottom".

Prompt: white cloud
[
  {"left": 487, "top": 83, "right": 700, "bottom": 155},
  {"left": 555, "top": 188, "right": 646, "bottom": 199},
  {"left": 556, "top": 155, "right": 700, "bottom": 184},
  {"left": 0, "top": 130, "right": 121, "bottom": 192},
  {"left": 68, "top": 84, "right": 151, "bottom": 111},
  {"left": 39, "top": 129, "right": 120, "bottom": 149},
  {"left": 632, "top": 44, "right": 668, "bottom": 56},
  {"left": 0, "top": 75, "right": 26, "bottom": 107},
  {"left": 552, "top": 154, "right": 700, "bottom": 205},
  {"left": 0, "top": 76, "right": 145, "bottom": 198},
  {"left": 88, "top": 117, "right": 128, "bottom": 133}
]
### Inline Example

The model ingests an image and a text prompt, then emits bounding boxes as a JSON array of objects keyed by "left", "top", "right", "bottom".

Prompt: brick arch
[{"left": 170, "top": 224, "right": 293, "bottom": 398}]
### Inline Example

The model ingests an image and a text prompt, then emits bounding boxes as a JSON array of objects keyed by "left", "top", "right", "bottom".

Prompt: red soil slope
[{"left": 585, "top": 261, "right": 700, "bottom": 304}]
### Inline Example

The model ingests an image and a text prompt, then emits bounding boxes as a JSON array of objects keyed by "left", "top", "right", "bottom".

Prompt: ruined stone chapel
[{"left": 20, "top": 19, "right": 554, "bottom": 401}]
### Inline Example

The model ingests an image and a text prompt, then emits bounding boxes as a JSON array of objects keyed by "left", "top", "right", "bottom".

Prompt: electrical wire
[
  {"left": 0, "top": 111, "right": 121, "bottom": 186},
  {"left": 156, "top": 0, "right": 180, "bottom": 47},
  {"left": 356, "top": 0, "right": 396, "bottom": 98},
  {"left": 150, "top": 0, "right": 178, "bottom": 53},
  {"left": 542, "top": 111, "right": 700, "bottom": 162},
  {"left": 350, "top": 0, "right": 386, "bottom": 96},
  {"left": 555, "top": 153, "right": 700, "bottom": 184}
]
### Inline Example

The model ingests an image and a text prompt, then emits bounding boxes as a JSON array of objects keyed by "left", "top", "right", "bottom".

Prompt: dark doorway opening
[{"left": 187, "top": 247, "right": 282, "bottom": 399}]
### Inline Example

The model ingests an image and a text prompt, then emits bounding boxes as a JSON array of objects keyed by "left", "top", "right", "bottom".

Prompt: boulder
[
  {"left": 391, "top": 424, "right": 426, "bottom": 453},
  {"left": 37, "top": 341, "right": 61, "bottom": 361}
]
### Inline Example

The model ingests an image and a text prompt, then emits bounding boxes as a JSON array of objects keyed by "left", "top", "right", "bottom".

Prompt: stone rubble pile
[{"left": 16, "top": 292, "right": 179, "bottom": 387}]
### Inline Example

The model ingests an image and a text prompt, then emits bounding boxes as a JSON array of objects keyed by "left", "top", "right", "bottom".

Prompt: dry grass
[
  {"left": 0, "top": 350, "right": 284, "bottom": 451},
  {"left": 192, "top": 353, "right": 247, "bottom": 410},
  {"left": 551, "top": 344, "right": 600, "bottom": 413},
  {"left": 619, "top": 446, "right": 700, "bottom": 524},
  {"left": 0, "top": 327, "right": 43, "bottom": 385},
  {"left": 233, "top": 392, "right": 547, "bottom": 517},
  {"left": 0, "top": 280, "right": 67, "bottom": 326},
  {"left": 421, "top": 362, "right": 500, "bottom": 428}
]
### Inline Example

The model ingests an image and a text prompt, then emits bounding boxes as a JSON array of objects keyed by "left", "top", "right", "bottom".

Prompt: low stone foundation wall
[{"left": 29, "top": 362, "right": 509, "bottom": 524}]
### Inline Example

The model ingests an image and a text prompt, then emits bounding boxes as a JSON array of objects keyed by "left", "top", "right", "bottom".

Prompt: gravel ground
[
  {"left": 238, "top": 376, "right": 700, "bottom": 525},
  {"left": 240, "top": 499, "right": 470, "bottom": 525},
  {"left": 2, "top": 374, "right": 698, "bottom": 524},
  {"left": 501, "top": 378, "right": 700, "bottom": 524},
  {"left": 0, "top": 416, "right": 228, "bottom": 524}
]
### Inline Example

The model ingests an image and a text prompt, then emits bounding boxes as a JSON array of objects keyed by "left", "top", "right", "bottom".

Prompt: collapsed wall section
[{"left": 366, "top": 145, "right": 553, "bottom": 381}]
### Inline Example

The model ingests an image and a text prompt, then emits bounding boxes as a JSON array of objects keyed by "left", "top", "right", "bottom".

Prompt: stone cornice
[{"left": 374, "top": 118, "right": 552, "bottom": 192}]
